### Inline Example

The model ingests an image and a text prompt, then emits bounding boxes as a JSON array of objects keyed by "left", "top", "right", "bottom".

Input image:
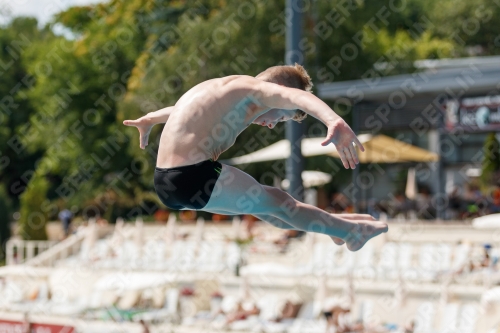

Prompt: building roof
[{"left": 317, "top": 57, "right": 500, "bottom": 101}]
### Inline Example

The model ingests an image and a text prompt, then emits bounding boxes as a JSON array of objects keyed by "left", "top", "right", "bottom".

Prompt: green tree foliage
[
  {"left": 18, "top": 173, "right": 49, "bottom": 240},
  {"left": 313, "top": 0, "right": 457, "bottom": 81},
  {"left": 481, "top": 133, "right": 500, "bottom": 190},
  {"left": 0, "top": 18, "right": 49, "bottom": 209},
  {"left": 424, "top": 0, "right": 500, "bottom": 55},
  {"left": 0, "top": 184, "right": 12, "bottom": 261}
]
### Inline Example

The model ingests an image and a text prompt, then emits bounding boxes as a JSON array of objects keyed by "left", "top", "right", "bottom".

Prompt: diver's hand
[
  {"left": 321, "top": 119, "right": 365, "bottom": 169},
  {"left": 123, "top": 117, "right": 153, "bottom": 149}
]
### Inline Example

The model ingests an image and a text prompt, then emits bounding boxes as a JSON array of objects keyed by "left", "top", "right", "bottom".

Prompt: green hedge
[
  {"left": 18, "top": 175, "right": 48, "bottom": 241},
  {"left": 0, "top": 184, "right": 12, "bottom": 263},
  {"left": 0, "top": 184, "right": 12, "bottom": 261}
]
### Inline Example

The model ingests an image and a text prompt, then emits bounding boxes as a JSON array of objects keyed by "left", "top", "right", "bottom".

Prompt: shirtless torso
[{"left": 157, "top": 75, "right": 261, "bottom": 168}]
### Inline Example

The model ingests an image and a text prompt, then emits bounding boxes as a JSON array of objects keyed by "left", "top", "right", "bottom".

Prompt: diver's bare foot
[
  {"left": 340, "top": 213, "right": 376, "bottom": 221},
  {"left": 329, "top": 214, "right": 376, "bottom": 246},
  {"left": 330, "top": 236, "right": 345, "bottom": 245},
  {"left": 344, "top": 220, "right": 388, "bottom": 252}
]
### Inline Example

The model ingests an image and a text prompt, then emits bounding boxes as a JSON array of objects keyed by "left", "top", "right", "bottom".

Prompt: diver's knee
[{"left": 264, "top": 187, "right": 298, "bottom": 217}]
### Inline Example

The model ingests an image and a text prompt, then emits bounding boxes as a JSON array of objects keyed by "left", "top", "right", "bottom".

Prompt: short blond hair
[
  {"left": 256, "top": 63, "right": 313, "bottom": 92},
  {"left": 256, "top": 63, "right": 312, "bottom": 123}
]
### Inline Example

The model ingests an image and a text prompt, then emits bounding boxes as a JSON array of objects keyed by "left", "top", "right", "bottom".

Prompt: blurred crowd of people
[{"left": 325, "top": 184, "right": 500, "bottom": 221}]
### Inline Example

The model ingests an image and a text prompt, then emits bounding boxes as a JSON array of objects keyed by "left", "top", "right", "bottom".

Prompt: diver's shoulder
[
  {"left": 218, "top": 75, "right": 255, "bottom": 83},
  {"left": 220, "top": 75, "right": 262, "bottom": 89}
]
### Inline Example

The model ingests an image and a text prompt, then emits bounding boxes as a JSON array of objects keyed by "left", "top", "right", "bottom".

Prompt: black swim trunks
[{"left": 154, "top": 159, "right": 222, "bottom": 210}]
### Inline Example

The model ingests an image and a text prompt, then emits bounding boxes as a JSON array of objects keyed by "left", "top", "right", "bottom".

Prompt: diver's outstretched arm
[{"left": 123, "top": 106, "right": 175, "bottom": 149}]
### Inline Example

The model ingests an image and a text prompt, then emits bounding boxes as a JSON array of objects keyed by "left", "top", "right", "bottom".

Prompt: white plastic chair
[
  {"left": 360, "top": 299, "right": 374, "bottom": 325},
  {"left": 287, "top": 317, "right": 327, "bottom": 333},
  {"left": 140, "top": 240, "right": 164, "bottom": 270},
  {"left": 165, "top": 288, "right": 179, "bottom": 317},
  {"left": 439, "top": 303, "right": 459, "bottom": 333},
  {"left": 377, "top": 242, "right": 398, "bottom": 279},
  {"left": 226, "top": 242, "right": 242, "bottom": 273},
  {"left": 452, "top": 243, "right": 471, "bottom": 272},
  {"left": 197, "top": 241, "right": 226, "bottom": 272},
  {"left": 330, "top": 247, "right": 355, "bottom": 277},
  {"left": 165, "top": 241, "right": 195, "bottom": 272},
  {"left": 415, "top": 243, "right": 439, "bottom": 282},
  {"left": 353, "top": 242, "right": 376, "bottom": 279},
  {"left": 457, "top": 303, "right": 478, "bottom": 333},
  {"left": 414, "top": 301, "right": 436, "bottom": 333},
  {"left": 311, "top": 243, "right": 326, "bottom": 275},
  {"left": 310, "top": 242, "right": 338, "bottom": 276},
  {"left": 397, "top": 242, "right": 419, "bottom": 280},
  {"left": 437, "top": 244, "right": 452, "bottom": 271}
]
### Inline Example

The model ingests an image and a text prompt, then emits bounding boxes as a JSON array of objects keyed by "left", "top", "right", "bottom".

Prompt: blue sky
[{"left": 0, "top": 0, "right": 105, "bottom": 26}]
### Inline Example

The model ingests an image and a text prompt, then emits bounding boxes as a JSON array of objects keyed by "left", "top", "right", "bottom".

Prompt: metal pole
[
  {"left": 285, "top": 0, "right": 305, "bottom": 201},
  {"left": 437, "top": 107, "right": 446, "bottom": 220},
  {"left": 352, "top": 104, "right": 360, "bottom": 213}
]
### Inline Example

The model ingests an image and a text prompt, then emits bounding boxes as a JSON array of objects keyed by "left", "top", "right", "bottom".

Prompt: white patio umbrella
[
  {"left": 232, "top": 216, "right": 241, "bottom": 240},
  {"left": 313, "top": 275, "right": 328, "bottom": 317},
  {"left": 85, "top": 218, "right": 98, "bottom": 249},
  {"left": 95, "top": 272, "right": 175, "bottom": 291},
  {"left": 108, "top": 217, "right": 125, "bottom": 257},
  {"left": 134, "top": 217, "right": 144, "bottom": 257},
  {"left": 194, "top": 217, "right": 205, "bottom": 242},
  {"left": 164, "top": 214, "right": 177, "bottom": 243},
  {"left": 405, "top": 167, "right": 417, "bottom": 200},
  {"left": 80, "top": 218, "right": 98, "bottom": 261},
  {"left": 223, "top": 134, "right": 438, "bottom": 165},
  {"left": 394, "top": 274, "right": 407, "bottom": 307},
  {"left": 112, "top": 217, "right": 125, "bottom": 244},
  {"left": 481, "top": 287, "right": 500, "bottom": 312},
  {"left": 472, "top": 214, "right": 500, "bottom": 229},
  {"left": 281, "top": 170, "right": 332, "bottom": 190},
  {"left": 238, "top": 275, "right": 251, "bottom": 300},
  {"left": 343, "top": 272, "right": 355, "bottom": 308}
]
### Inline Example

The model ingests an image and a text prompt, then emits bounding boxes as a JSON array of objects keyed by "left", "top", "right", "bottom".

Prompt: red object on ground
[{"left": 0, "top": 320, "right": 75, "bottom": 333}]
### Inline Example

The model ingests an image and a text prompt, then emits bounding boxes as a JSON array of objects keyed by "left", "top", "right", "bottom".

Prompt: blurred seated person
[
  {"left": 448, "top": 186, "right": 463, "bottom": 219},
  {"left": 366, "top": 198, "right": 381, "bottom": 220},
  {"left": 96, "top": 216, "right": 109, "bottom": 226},
  {"left": 272, "top": 300, "right": 302, "bottom": 323},
  {"left": 139, "top": 319, "right": 150, "bottom": 333},
  {"left": 489, "top": 186, "right": 500, "bottom": 214},
  {"left": 274, "top": 230, "right": 306, "bottom": 252},
  {"left": 389, "top": 192, "right": 413, "bottom": 219},
  {"left": 323, "top": 304, "right": 362, "bottom": 333},
  {"left": 327, "top": 192, "right": 352, "bottom": 213},
  {"left": 225, "top": 301, "right": 260, "bottom": 325},
  {"left": 472, "top": 244, "right": 492, "bottom": 271},
  {"left": 415, "top": 186, "right": 436, "bottom": 219},
  {"left": 404, "top": 320, "right": 415, "bottom": 333},
  {"left": 458, "top": 244, "right": 493, "bottom": 274},
  {"left": 482, "top": 244, "right": 493, "bottom": 268},
  {"left": 242, "top": 215, "right": 259, "bottom": 239},
  {"left": 464, "top": 184, "right": 482, "bottom": 202}
]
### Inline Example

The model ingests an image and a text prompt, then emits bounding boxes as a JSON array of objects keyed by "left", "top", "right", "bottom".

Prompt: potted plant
[
  {"left": 154, "top": 209, "right": 170, "bottom": 223},
  {"left": 179, "top": 287, "right": 196, "bottom": 318},
  {"left": 209, "top": 291, "right": 224, "bottom": 314},
  {"left": 179, "top": 210, "right": 196, "bottom": 222}
]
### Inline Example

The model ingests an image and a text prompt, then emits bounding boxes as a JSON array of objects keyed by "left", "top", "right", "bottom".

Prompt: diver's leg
[{"left": 203, "top": 164, "right": 387, "bottom": 251}]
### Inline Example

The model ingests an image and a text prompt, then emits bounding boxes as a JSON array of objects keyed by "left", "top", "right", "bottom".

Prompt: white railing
[
  {"left": 25, "top": 230, "right": 88, "bottom": 267},
  {"left": 5, "top": 239, "right": 59, "bottom": 265}
]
